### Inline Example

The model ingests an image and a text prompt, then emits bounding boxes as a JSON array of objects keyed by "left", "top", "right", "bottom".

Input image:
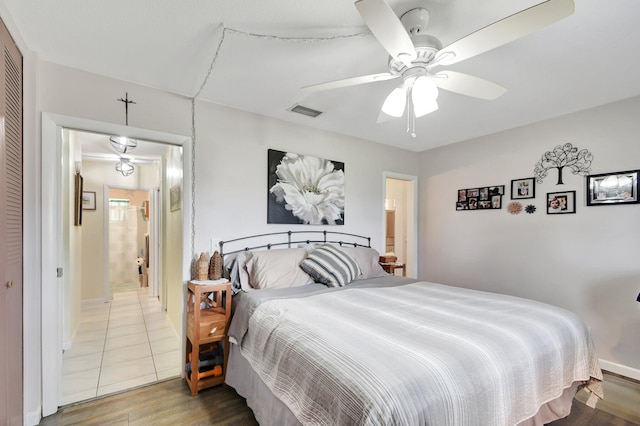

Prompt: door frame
[
  {"left": 382, "top": 172, "right": 418, "bottom": 278},
  {"left": 41, "top": 112, "right": 192, "bottom": 416}
]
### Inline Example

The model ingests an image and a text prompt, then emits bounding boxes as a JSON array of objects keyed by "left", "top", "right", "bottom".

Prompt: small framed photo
[
  {"left": 586, "top": 170, "right": 639, "bottom": 206},
  {"left": 547, "top": 191, "right": 576, "bottom": 214},
  {"left": 82, "top": 191, "right": 96, "bottom": 210},
  {"left": 511, "top": 177, "right": 535, "bottom": 200}
]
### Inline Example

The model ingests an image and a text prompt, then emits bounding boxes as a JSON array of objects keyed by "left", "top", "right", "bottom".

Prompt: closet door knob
[{"left": 5, "top": 280, "right": 13, "bottom": 288}]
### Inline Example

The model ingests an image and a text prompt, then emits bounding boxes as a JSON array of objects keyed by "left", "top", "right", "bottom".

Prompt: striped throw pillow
[{"left": 300, "top": 244, "right": 361, "bottom": 287}]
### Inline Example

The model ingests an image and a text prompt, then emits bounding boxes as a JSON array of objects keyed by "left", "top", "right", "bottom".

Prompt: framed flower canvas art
[{"left": 268, "top": 149, "right": 345, "bottom": 225}]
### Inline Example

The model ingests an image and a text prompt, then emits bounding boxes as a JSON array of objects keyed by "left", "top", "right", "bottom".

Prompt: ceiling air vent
[{"left": 290, "top": 104, "right": 322, "bottom": 118}]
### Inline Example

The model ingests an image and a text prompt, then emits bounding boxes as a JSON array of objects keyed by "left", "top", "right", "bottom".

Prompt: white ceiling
[{"left": 6, "top": 0, "right": 640, "bottom": 152}]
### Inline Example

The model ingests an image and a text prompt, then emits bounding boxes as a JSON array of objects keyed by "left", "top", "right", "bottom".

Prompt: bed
[{"left": 220, "top": 231, "right": 603, "bottom": 426}]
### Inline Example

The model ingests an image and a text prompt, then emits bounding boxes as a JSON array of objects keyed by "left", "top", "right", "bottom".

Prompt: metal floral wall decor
[
  {"left": 268, "top": 149, "right": 345, "bottom": 225},
  {"left": 533, "top": 143, "right": 593, "bottom": 185}
]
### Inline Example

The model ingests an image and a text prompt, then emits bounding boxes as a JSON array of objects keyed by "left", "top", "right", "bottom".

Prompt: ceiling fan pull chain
[
  {"left": 405, "top": 88, "right": 417, "bottom": 138},
  {"left": 410, "top": 113, "right": 417, "bottom": 138},
  {"left": 406, "top": 89, "right": 412, "bottom": 135}
]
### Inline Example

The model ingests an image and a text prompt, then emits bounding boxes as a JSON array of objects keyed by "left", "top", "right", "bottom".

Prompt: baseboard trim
[
  {"left": 600, "top": 359, "right": 640, "bottom": 381},
  {"left": 24, "top": 407, "right": 41, "bottom": 426}
]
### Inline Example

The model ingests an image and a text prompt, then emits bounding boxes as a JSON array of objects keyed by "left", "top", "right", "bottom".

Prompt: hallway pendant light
[
  {"left": 109, "top": 136, "right": 138, "bottom": 154},
  {"left": 115, "top": 158, "right": 134, "bottom": 176}
]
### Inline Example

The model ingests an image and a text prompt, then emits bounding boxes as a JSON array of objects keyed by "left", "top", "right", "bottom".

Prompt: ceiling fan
[{"left": 303, "top": 0, "right": 575, "bottom": 136}]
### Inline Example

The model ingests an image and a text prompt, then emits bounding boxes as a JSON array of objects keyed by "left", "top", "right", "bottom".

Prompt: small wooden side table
[
  {"left": 380, "top": 262, "right": 406, "bottom": 277},
  {"left": 185, "top": 280, "right": 231, "bottom": 396}
]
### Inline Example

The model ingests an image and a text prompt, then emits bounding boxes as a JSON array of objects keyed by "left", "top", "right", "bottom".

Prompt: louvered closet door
[{"left": 0, "top": 17, "right": 23, "bottom": 426}]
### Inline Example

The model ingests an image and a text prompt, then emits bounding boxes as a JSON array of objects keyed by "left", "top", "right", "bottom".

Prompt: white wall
[
  {"left": 191, "top": 99, "right": 420, "bottom": 255},
  {"left": 419, "top": 95, "right": 640, "bottom": 377}
]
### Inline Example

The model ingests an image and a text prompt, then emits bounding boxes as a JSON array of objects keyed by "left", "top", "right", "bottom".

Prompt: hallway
[{"left": 61, "top": 288, "right": 180, "bottom": 405}]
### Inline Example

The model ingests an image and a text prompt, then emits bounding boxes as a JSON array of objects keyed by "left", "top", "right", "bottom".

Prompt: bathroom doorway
[
  {"left": 107, "top": 188, "right": 151, "bottom": 296},
  {"left": 383, "top": 173, "right": 417, "bottom": 278}
]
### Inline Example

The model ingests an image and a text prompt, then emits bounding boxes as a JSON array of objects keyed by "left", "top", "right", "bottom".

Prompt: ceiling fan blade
[
  {"left": 302, "top": 72, "right": 397, "bottom": 93},
  {"left": 355, "top": 0, "right": 417, "bottom": 64},
  {"left": 376, "top": 110, "right": 395, "bottom": 124},
  {"left": 434, "top": 0, "right": 574, "bottom": 66},
  {"left": 433, "top": 71, "right": 507, "bottom": 100}
]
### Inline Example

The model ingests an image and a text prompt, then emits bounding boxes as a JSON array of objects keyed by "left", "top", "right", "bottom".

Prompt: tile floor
[{"left": 61, "top": 287, "right": 181, "bottom": 405}]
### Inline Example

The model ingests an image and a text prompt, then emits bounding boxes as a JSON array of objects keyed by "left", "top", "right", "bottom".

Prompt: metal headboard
[{"left": 219, "top": 230, "right": 371, "bottom": 261}]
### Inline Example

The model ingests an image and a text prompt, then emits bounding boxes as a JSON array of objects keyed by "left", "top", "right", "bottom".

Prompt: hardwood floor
[
  {"left": 40, "top": 377, "right": 638, "bottom": 426},
  {"left": 39, "top": 379, "right": 258, "bottom": 426},
  {"left": 550, "top": 400, "right": 639, "bottom": 426}
]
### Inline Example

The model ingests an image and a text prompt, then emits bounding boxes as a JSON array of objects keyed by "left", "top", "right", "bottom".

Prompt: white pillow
[
  {"left": 245, "top": 248, "right": 314, "bottom": 289},
  {"left": 339, "top": 247, "right": 388, "bottom": 280}
]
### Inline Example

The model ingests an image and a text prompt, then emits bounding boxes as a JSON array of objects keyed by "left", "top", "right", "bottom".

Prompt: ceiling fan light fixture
[
  {"left": 115, "top": 158, "right": 134, "bottom": 176},
  {"left": 412, "top": 76, "right": 439, "bottom": 117},
  {"left": 109, "top": 136, "right": 138, "bottom": 154},
  {"left": 413, "top": 97, "right": 439, "bottom": 118},
  {"left": 381, "top": 86, "right": 407, "bottom": 117}
]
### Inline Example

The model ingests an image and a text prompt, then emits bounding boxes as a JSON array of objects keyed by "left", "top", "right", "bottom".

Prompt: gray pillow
[{"left": 300, "top": 244, "right": 361, "bottom": 287}]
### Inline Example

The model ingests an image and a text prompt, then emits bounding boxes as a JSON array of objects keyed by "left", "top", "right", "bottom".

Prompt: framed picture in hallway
[
  {"left": 170, "top": 184, "right": 181, "bottom": 212},
  {"left": 82, "top": 191, "right": 96, "bottom": 210}
]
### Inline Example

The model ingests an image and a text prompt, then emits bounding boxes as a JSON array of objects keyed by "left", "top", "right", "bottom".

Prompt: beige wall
[
  {"left": 80, "top": 159, "right": 159, "bottom": 301},
  {"left": 162, "top": 145, "right": 183, "bottom": 331},
  {"left": 64, "top": 130, "right": 83, "bottom": 347}
]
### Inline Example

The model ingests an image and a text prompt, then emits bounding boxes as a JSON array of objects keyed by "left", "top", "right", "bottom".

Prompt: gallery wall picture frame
[
  {"left": 586, "top": 169, "right": 639, "bottom": 206},
  {"left": 510, "top": 177, "right": 535, "bottom": 200},
  {"left": 456, "top": 185, "right": 504, "bottom": 210},
  {"left": 547, "top": 190, "right": 576, "bottom": 215},
  {"left": 82, "top": 191, "right": 96, "bottom": 210}
]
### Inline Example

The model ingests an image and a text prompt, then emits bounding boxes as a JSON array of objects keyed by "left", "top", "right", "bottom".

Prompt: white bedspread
[{"left": 238, "top": 281, "right": 602, "bottom": 426}]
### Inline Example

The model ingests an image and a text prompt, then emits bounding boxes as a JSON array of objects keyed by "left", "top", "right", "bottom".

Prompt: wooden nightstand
[
  {"left": 185, "top": 280, "right": 231, "bottom": 396},
  {"left": 380, "top": 262, "right": 406, "bottom": 276}
]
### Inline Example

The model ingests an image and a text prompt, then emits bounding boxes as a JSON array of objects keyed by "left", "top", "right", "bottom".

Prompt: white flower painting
[{"left": 268, "top": 149, "right": 345, "bottom": 225}]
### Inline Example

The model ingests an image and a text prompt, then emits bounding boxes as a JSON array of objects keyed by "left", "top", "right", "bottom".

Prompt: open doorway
[
  {"left": 106, "top": 187, "right": 152, "bottom": 297},
  {"left": 41, "top": 113, "right": 191, "bottom": 416},
  {"left": 383, "top": 173, "right": 417, "bottom": 278},
  {"left": 62, "top": 130, "right": 180, "bottom": 405}
]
